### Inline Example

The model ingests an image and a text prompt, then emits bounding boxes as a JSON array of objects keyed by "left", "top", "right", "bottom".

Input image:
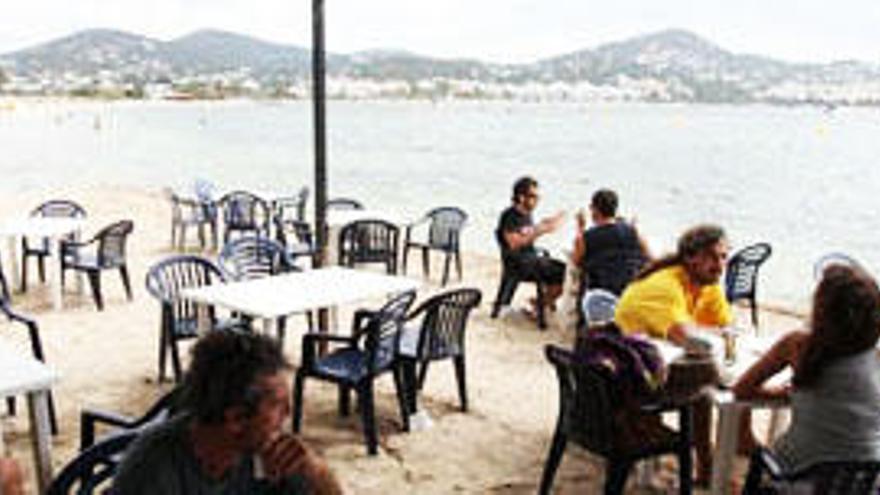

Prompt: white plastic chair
[{"left": 580, "top": 288, "right": 619, "bottom": 327}]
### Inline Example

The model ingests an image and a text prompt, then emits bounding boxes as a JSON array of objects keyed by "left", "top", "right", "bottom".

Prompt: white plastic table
[
  {"left": 0, "top": 217, "right": 85, "bottom": 310},
  {"left": 709, "top": 334, "right": 790, "bottom": 495},
  {"left": 654, "top": 333, "right": 789, "bottom": 495},
  {"left": 180, "top": 266, "right": 420, "bottom": 333},
  {"left": 0, "top": 341, "right": 58, "bottom": 493}
]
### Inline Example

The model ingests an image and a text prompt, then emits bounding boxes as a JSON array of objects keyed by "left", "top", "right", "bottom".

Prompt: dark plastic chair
[
  {"left": 397, "top": 288, "right": 482, "bottom": 414},
  {"left": 0, "top": 271, "right": 59, "bottom": 435},
  {"left": 272, "top": 190, "right": 315, "bottom": 267},
  {"left": 46, "top": 430, "right": 138, "bottom": 495},
  {"left": 218, "top": 236, "right": 310, "bottom": 343},
  {"left": 218, "top": 236, "right": 292, "bottom": 281},
  {"left": 218, "top": 191, "right": 271, "bottom": 243},
  {"left": 402, "top": 207, "right": 467, "bottom": 286},
  {"left": 338, "top": 219, "right": 400, "bottom": 274},
  {"left": 271, "top": 187, "right": 309, "bottom": 223},
  {"left": 60, "top": 220, "right": 134, "bottom": 311},
  {"left": 275, "top": 218, "right": 317, "bottom": 267},
  {"left": 724, "top": 242, "right": 772, "bottom": 327},
  {"left": 20, "top": 199, "right": 86, "bottom": 292},
  {"left": 80, "top": 388, "right": 180, "bottom": 451},
  {"left": 742, "top": 447, "right": 880, "bottom": 494},
  {"left": 326, "top": 197, "right": 364, "bottom": 211},
  {"left": 163, "top": 188, "right": 217, "bottom": 251},
  {"left": 539, "top": 344, "right": 694, "bottom": 495},
  {"left": 145, "top": 255, "right": 228, "bottom": 383},
  {"left": 292, "top": 290, "right": 416, "bottom": 455},
  {"left": 490, "top": 229, "right": 549, "bottom": 329}
]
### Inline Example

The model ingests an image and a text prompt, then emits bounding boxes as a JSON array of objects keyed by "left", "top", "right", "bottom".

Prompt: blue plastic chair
[{"left": 292, "top": 290, "right": 416, "bottom": 455}]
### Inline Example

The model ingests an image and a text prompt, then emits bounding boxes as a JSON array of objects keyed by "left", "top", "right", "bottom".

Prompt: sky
[{"left": 2, "top": 0, "right": 880, "bottom": 64}]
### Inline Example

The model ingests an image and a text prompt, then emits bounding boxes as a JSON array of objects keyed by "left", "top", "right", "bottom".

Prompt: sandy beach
[{"left": 0, "top": 186, "right": 805, "bottom": 493}]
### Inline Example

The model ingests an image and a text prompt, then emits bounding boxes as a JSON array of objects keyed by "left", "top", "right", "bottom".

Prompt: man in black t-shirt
[
  {"left": 496, "top": 176, "right": 566, "bottom": 315},
  {"left": 572, "top": 188, "right": 650, "bottom": 295}
]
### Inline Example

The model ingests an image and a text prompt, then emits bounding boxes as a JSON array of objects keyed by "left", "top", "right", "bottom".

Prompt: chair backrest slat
[
  {"left": 725, "top": 242, "right": 772, "bottom": 301},
  {"left": 414, "top": 288, "right": 481, "bottom": 359},
  {"left": 218, "top": 236, "right": 288, "bottom": 281},
  {"left": 326, "top": 197, "right": 363, "bottom": 211},
  {"left": 47, "top": 431, "right": 138, "bottom": 495},
  {"left": 339, "top": 220, "right": 399, "bottom": 273},
  {"left": 146, "top": 255, "right": 226, "bottom": 333},
  {"left": 425, "top": 207, "right": 467, "bottom": 250},
  {"left": 96, "top": 220, "right": 134, "bottom": 267},
  {"left": 363, "top": 290, "right": 416, "bottom": 374},
  {"left": 219, "top": 191, "right": 270, "bottom": 238},
  {"left": 545, "top": 345, "right": 617, "bottom": 456}
]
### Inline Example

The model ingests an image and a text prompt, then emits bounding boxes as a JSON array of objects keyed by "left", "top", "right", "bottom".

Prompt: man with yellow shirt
[
  {"left": 614, "top": 223, "right": 731, "bottom": 486},
  {"left": 616, "top": 224, "right": 732, "bottom": 343}
]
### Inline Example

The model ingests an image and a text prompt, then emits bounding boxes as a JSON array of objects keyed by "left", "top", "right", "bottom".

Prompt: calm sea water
[{"left": 2, "top": 99, "right": 879, "bottom": 309}]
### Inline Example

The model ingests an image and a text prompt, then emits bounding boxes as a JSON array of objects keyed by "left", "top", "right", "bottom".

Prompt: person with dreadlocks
[{"left": 613, "top": 224, "right": 733, "bottom": 485}]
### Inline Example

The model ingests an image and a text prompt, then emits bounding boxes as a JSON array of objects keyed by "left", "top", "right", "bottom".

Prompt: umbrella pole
[{"left": 312, "top": 0, "right": 330, "bottom": 339}]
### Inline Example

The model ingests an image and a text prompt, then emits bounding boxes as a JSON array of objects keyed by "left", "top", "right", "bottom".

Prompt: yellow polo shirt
[{"left": 614, "top": 265, "right": 732, "bottom": 339}]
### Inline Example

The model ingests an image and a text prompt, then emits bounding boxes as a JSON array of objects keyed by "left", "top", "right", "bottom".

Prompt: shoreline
[{"left": 1, "top": 94, "right": 876, "bottom": 112}]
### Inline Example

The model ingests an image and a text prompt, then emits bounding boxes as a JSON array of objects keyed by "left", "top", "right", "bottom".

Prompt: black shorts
[{"left": 513, "top": 255, "right": 565, "bottom": 285}]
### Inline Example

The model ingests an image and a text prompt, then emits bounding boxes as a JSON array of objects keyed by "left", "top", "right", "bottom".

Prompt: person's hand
[
  {"left": 260, "top": 433, "right": 309, "bottom": 482},
  {"left": 575, "top": 209, "right": 587, "bottom": 230},
  {"left": 543, "top": 210, "right": 565, "bottom": 232}
]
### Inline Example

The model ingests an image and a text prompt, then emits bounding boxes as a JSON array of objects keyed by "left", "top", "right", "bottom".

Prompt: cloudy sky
[{"left": 2, "top": 0, "right": 880, "bottom": 63}]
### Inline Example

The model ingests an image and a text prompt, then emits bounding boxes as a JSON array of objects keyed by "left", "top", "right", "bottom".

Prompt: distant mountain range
[{"left": 2, "top": 28, "right": 880, "bottom": 104}]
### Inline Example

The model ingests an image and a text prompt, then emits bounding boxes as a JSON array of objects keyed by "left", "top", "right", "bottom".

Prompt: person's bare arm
[
  {"left": 732, "top": 331, "right": 804, "bottom": 401},
  {"left": 503, "top": 211, "right": 565, "bottom": 251},
  {"left": 634, "top": 228, "right": 653, "bottom": 261},
  {"left": 666, "top": 322, "right": 725, "bottom": 347},
  {"left": 0, "top": 458, "right": 24, "bottom": 495},
  {"left": 571, "top": 210, "right": 587, "bottom": 266}
]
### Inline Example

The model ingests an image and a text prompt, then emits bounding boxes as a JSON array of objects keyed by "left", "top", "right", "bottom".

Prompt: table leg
[
  {"left": 27, "top": 390, "right": 53, "bottom": 494},
  {"left": 766, "top": 407, "right": 789, "bottom": 443},
  {"left": 327, "top": 226, "right": 340, "bottom": 265},
  {"left": 6, "top": 235, "right": 21, "bottom": 293},
  {"left": 711, "top": 401, "right": 745, "bottom": 495}
]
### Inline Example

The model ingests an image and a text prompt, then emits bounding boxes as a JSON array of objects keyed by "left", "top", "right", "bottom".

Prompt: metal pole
[
  {"left": 312, "top": 0, "right": 330, "bottom": 336},
  {"left": 312, "top": 0, "right": 327, "bottom": 268}
]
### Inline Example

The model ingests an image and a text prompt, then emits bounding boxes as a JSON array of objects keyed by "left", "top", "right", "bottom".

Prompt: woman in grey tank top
[{"left": 733, "top": 263, "right": 880, "bottom": 472}]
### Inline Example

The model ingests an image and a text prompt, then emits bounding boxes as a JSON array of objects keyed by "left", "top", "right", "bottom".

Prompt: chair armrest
[
  {"left": 406, "top": 298, "right": 433, "bottom": 321},
  {"left": 405, "top": 215, "right": 429, "bottom": 229},
  {"left": 640, "top": 386, "right": 707, "bottom": 413},
  {"left": 301, "top": 333, "right": 357, "bottom": 368},
  {"left": 0, "top": 304, "right": 46, "bottom": 361},
  {"left": 756, "top": 447, "right": 786, "bottom": 480},
  {"left": 404, "top": 216, "right": 430, "bottom": 245},
  {"left": 61, "top": 235, "right": 98, "bottom": 251},
  {"left": 351, "top": 309, "right": 377, "bottom": 337},
  {"left": 80, "top": 408, "right": 136, "bottom": 451},
  {"left": 0, "top": 302, "right": 36, "bottom": 329}
]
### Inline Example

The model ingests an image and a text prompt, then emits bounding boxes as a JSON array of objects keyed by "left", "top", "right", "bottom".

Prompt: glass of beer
[{"left": 723, "top": 327, "right": 739, "bottom": 364}]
